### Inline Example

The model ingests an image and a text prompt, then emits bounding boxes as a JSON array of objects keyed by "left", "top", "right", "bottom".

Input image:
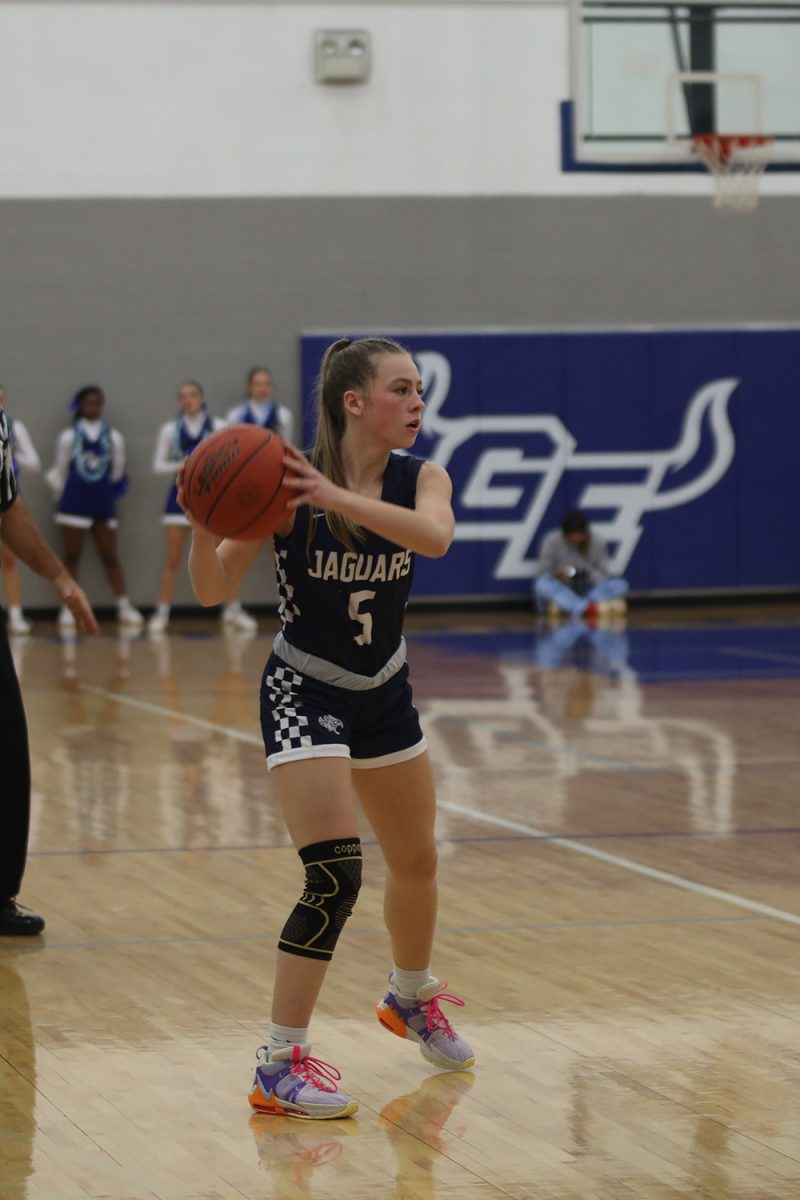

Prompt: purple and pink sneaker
[
  {"left": 376, "top": 976, "right": 475, "bottom": 1070},
  {"left": 248, "top": 1043, "right": 358, "bottom": 1120}
]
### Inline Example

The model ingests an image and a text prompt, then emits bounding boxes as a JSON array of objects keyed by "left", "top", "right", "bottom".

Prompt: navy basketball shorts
[{"left": 260, "top": 652, "right": 427, "bottom": 771}]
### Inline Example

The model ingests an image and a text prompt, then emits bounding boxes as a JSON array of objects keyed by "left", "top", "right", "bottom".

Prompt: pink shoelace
[
  {"left": 289, "top": 1044, "right": 343, "bottom": 1093},
  {"left": 419, "top": 984, "right": 465, "bottom": 1040}
]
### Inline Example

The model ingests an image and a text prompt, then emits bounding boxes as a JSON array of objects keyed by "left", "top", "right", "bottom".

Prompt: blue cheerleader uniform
[
  {"left": 56, "top": 421, "right": 123, "bottom": 528},
  {"left": 153, "top": 411, "right": 224, "bottom": 526},
  {"left": 163, "top": 412, "right": 215, "bottom": 523},
  {"left": 226, "top": 399, "right": 294, "bottom": 443}
]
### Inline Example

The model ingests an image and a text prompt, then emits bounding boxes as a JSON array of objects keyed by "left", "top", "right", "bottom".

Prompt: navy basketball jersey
[{"left": 274, "top": 453, "right": 425, "bottom": 675}]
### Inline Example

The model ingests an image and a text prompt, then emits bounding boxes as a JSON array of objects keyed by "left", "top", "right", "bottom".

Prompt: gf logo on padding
[{"left": 415, "top": 350, "right": 738, "bottom": 580}]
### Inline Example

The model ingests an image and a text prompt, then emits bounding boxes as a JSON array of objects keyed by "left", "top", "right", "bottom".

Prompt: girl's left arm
[{"left": 283, "top": 450, "right": 455, "bottom": 558}]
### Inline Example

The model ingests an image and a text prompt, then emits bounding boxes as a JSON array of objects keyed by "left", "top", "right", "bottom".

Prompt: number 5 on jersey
[{"left": 348, "top": 590, "right": 376, "bottom": 646}]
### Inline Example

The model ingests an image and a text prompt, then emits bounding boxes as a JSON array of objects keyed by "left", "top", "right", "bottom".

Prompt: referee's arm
[{"left": 0, "top": 497, "right": 98, "bottom": 636}]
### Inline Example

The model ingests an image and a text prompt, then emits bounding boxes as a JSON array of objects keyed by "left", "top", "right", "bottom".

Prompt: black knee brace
[{"left": 278, "top": 838, "right": 362, "bottom": 961}]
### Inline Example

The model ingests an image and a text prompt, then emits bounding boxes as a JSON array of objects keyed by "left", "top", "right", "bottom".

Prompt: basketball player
[
  {"left": 221, "top": 367, "right": 295, "bottom": 633},
  {"left": 48, "top": 386, "right": 143, "bottom": 630},
  {"left": 0, "top": 386, "right": 42, "bottom": 634},
  {"left": 182, "top": 337, "right": 474, "bottom": 1119},
  {"left": 148, "top": 381, "right": 226, "bottom": 634}
]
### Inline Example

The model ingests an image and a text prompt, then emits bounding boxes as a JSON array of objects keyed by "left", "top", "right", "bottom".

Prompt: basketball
[{"left": 182, "top": 425, "right": 293, "bottom": 540}]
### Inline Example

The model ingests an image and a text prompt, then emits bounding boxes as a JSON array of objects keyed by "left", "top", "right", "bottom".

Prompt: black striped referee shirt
[{"left": 0, "top": 410, "right": 19, "bottom": 512}]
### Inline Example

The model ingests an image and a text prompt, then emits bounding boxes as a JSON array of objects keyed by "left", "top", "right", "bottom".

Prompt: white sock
[
  {"left": 117, "top": 595, "right": 130, "bottom": 609},
  {"left": 9, "top": 606, "right": 23, "bottom": 619},
  {"left": 156, "top": 602, "right": 170, "bottom": 618},
  {"left": 391, "top": 964, "right": 433, "bottom": 1000},
  {"left": 268, "top": 1022, "right": 309, "bottom": 1057}
]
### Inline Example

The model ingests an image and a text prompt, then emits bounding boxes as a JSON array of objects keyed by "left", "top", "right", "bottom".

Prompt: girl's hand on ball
[{"left": 283, "top": 445, "right": 344, "bottom": 513}]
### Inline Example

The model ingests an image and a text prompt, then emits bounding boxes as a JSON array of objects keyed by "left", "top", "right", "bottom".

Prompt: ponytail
[{"left": 308, "top": 335, "right": 407, "bottom": 552}]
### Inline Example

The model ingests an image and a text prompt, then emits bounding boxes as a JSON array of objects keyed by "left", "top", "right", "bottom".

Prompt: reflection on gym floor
[{"left": 3, "top": 608, "right": 799, "bottom": 1200}]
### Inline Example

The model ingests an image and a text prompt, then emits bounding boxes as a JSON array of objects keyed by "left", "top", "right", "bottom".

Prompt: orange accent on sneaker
[
  {"left": 249, "top": 1084, "right": 283, "bottom": 1114},
  {"left": 376, "top": 1002, "right": 409, "bottom": 1039}
]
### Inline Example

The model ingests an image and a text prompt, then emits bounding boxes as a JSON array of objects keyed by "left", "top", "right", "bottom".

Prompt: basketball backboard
[{"left": 564, "top": 0, "right": 800, "bottom": 171}]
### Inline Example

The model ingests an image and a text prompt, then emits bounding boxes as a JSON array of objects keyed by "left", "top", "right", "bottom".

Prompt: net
[{"left": 692, "top": 134, "right": 773, "bottom": 214}]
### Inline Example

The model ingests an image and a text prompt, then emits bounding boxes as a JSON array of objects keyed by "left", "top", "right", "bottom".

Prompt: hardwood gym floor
[{"left": 1, "top": 604, "right": 798, "bottom": 1199}]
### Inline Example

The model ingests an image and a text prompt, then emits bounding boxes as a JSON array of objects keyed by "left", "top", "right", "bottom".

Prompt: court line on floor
[
  {"left": 77, "top": 684, "right": 651, "bottom": 774},
  {"left": 26, "top": 825, "right": 800, "bottom": 859},
  {"left": 76, "top": 684, "right": 800, "bottom": 928},
  {"left": 438, "top": 799, "right": 800, "bottom": 926},
  {"left": 77, "top": 685, "right": 263, "bottom": 744},
  {"left": 0, "top": 913, "right": 764, "bottom": 954},
  {"left": 76, "top": 684, "right": 800, "bottom": 772}
]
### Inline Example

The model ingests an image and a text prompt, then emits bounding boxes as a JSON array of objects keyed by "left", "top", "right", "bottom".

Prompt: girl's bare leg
[
  {"left": 270, "top": 756, "right": 360, "bottom": 1027},
  {"left": 352, "top": 751, "right": 438, "bottom": 970}
]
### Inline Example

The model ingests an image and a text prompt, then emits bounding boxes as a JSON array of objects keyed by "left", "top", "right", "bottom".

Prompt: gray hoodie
[{"left": 537, "top": 528, "right": 611, "bottom": 584}]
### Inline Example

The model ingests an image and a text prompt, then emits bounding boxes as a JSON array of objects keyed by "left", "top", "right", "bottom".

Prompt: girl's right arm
[
  {"left": 187, "top": 527, "right": 265, "bottom": 606},
  {"left": 179, "top": 469, "right": 265, "bottom": 605}
]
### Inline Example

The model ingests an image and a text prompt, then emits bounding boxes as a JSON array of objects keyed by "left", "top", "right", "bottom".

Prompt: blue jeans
[{"left": 533, "top": 576, "right": 629, "bottom": 616}]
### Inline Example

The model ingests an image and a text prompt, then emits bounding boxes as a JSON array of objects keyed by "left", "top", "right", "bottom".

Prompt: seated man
[{"left": 533, "top": 510, "right": 628, "bottom": 618}]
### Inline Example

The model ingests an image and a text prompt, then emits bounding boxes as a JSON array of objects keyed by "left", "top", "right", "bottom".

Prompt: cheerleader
[
  {"left": 49, "top": 385, "right": 143, "bottom": 630},
  {"left": 148, "top": 380, "right": 226, "bottom": 634},
  {"left": 226, "top": 366, "right": 294, "bottom": 441},
  {"left": 0, "top": 386, "right": 41, "bottom": 635},
  {"left": 222, "top": 367, "right": 295, "bottom": 633}
]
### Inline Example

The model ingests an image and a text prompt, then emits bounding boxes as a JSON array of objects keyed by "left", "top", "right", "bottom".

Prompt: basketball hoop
[{"left": 692, "top": 134, "right": 773, "bottom": 214}]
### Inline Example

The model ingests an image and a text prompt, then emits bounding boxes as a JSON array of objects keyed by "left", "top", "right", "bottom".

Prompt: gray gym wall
[{"left": 2, "top": 194, "right": 799, "bottom": 611}]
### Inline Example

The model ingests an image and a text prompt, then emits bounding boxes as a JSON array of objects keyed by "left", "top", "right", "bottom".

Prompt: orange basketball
[{"left": 182, "top": 425, "right": 293, "bottom": 540}]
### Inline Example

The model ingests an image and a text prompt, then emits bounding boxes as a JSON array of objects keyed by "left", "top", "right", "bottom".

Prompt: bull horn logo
[{"left": 415, "top": 351, "right": 737, "bottom": 580}]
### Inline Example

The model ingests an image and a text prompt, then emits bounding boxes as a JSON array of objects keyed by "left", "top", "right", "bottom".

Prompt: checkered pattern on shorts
[
  {"left": 265, "top": 663, "right": 312, "bottom": 754},
  {"left": 274, "top": 548, "right": 301, "bottom": 626},
  {"left": 260, "top": 650, "right": 424, "bottom": 770}
]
